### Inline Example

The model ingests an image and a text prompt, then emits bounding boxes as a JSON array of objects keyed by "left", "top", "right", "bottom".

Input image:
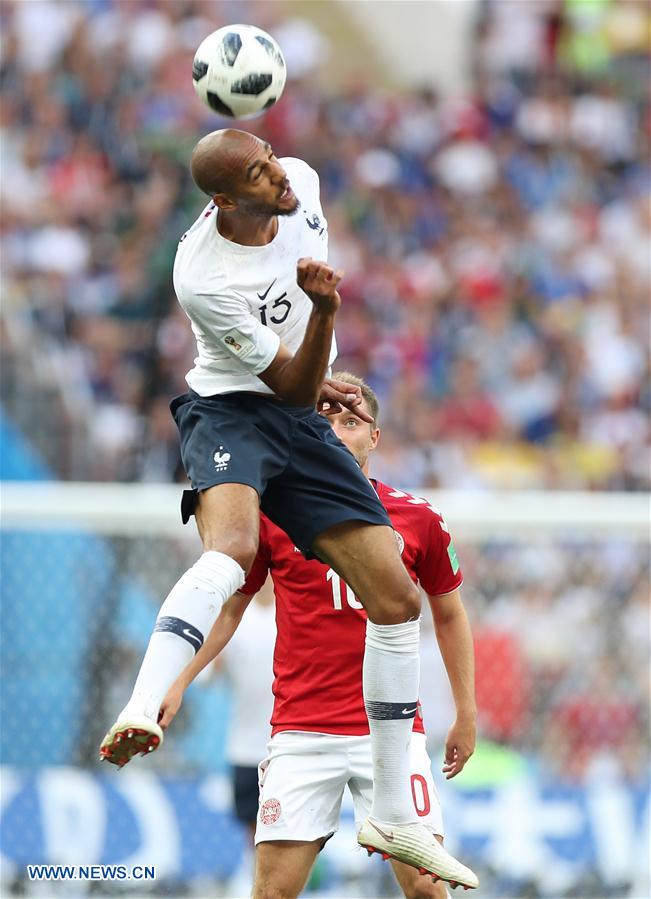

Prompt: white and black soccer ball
[{"left": 192, "top": 24, "right": 286, "bottom": 119}]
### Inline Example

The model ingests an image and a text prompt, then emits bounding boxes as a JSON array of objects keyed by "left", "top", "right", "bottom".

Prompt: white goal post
[{"left": 1, "top": 482, "right": 649, "bottom": 541}]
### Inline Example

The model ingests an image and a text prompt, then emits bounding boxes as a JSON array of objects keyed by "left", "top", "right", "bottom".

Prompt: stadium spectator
[{"left": 1, "top": 0, "right": 648, "bottom": 493}]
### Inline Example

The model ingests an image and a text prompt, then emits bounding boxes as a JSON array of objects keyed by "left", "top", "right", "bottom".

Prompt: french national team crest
[
  {"left": 305, "top": 213, "right": 325, "bottom": 236},
  {"left": 260, "top": 797, "right": 282, "bottom": 825},
  {"left": 213, "top": 446, "right": 231, "bottom": 472}
]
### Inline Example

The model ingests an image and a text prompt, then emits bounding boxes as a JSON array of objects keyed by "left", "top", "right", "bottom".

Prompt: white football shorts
[{"left": 255, "top": 731, "right": 443, "bottom": 844}]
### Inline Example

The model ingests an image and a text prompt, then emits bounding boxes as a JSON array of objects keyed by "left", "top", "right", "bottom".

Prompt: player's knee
[
  {"left": 202, "top": 531, "right": 258, "bottom": 573},
  {"left": 368, "top": 579, "right": 421, "bottom": 624},
  {"left": 230, "top": 533, "right": 258, "bottom": 573},
  {"left": 400, "top": 580, "right": 423, "bottom": 620}
]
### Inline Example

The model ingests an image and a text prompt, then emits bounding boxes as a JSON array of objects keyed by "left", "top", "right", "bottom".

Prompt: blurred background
[{"left": 0, "top": 1, "right": 649, "bottom": 898}]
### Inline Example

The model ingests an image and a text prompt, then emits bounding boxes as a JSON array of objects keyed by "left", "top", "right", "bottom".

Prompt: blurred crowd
[
  {"left": 458, "top": 536, "right": 649, "bottom": 782},
  {"left": 1, "top": 0, "right": 649, "bottom": 490}
]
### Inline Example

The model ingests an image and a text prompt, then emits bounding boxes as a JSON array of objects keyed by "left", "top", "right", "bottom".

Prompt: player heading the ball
[{"left": 99, "top": 126, "right": 478, "bottom": 891}]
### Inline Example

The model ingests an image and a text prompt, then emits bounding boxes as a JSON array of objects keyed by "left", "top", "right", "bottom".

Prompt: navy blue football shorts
[{"left": 170, "top": 390, "right": 391, "bottom": 558}]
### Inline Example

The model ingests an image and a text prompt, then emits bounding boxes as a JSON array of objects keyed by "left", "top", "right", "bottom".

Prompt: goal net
[{"left": 1, "top": 483, "right": 649, "bottom": 899}]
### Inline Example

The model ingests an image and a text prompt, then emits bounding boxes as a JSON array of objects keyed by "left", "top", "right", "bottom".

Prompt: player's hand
[
  {"left": 442, "top": 715, "right": 476, "bottom": 779},
  {"left": 297, "top": 257, "right": 343, "bottom": 314},
  {"left": 158, "top": 682, "right": 185, "bottom": 731},
  {"left": 318, "top": 378, "right": 374, "bottom": 423}
]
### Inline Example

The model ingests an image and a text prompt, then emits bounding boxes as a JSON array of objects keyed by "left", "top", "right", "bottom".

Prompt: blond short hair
[{"left": 332, "top": 371, "right": 379, "bottom": 425}]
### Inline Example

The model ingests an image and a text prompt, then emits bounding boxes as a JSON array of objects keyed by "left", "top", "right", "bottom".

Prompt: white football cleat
[
  {"left": 358, "top": 817, "right": 479, "bottom": 890},
  {"left": 99, "top": 715, "right": 163, "bottom": 768}
]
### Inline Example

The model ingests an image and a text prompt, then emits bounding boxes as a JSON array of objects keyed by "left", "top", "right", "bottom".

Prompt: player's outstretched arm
[
  {"left": 159, "top": 592, "right": 253, "bottom": 730},
  {"left": 428, "top": 589, "right": 477, "bottom": 779},
  {"left": 258, "top": 258, "right": 343, "bottom": 407}
]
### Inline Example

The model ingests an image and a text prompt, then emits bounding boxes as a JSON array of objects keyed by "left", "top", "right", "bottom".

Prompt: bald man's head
[
  {"left": 190, "top": 129, "right": 260, "bottom": 197},
  {"left": 189, "top": 129, "right": 300, "bottom": 219}
]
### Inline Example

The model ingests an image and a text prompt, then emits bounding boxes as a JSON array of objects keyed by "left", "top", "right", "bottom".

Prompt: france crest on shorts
[{"left": 213, "top": 446, "right": 231, "bottom": 472}]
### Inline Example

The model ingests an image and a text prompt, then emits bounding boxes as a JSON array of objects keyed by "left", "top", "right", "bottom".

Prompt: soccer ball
[{"left": 192, "top": 24, "right": 286, "bottom": 119}]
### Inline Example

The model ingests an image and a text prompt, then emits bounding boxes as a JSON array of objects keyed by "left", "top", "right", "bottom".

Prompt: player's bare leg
[
  {"left": 192, "top": 484, "right": 261, "bottom": 558},
  {"left": 252, "top": 840, "right": 321, "bottom": 899},
  {"left": 100, "top": 484, "right": 258, "bottom": 767},
  {"left": 313, "top": 521, "right": 478, "bottom": 890},
  {"left": 391, "top": 837, "right": 451, "bottom": 899},
  {"left": 314, "top": 521, "right": 421, "bottom": 623}
]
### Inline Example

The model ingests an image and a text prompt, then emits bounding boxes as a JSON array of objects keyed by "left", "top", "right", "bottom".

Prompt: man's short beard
[
  {"left": 244, "top": 197, "right": 301, "bottom": 218},
  {"left": 353, "top": 450, "right": 368, "bottom": 469}
]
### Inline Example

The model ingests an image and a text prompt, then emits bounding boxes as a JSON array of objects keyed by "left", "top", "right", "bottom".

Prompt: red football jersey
[{"left": 241, "top": 480, "right": 463, "bottom": 737}]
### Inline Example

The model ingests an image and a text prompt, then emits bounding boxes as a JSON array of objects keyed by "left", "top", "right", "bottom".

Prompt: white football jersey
[{"left": 173, "top": 157, "right": 337, "bottom": 396}]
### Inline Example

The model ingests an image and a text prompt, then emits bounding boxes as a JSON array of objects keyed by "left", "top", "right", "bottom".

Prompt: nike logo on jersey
[
  {"left": 402, "top": 707, "right": 418, "bottom": 715},
  {"left": 368, "top": 820, "right": 395, "bottom": 843},
  {"left": 257, "top": 279, "right": 277, "bottom": 302}
]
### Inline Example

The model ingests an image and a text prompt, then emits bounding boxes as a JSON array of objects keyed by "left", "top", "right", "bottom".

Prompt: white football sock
[
  {"left": 363, "top": 618, "right": 420, "bottom": 824},
  {"left": 120, "top": 551, "right": 245, "bottom": 721}
]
